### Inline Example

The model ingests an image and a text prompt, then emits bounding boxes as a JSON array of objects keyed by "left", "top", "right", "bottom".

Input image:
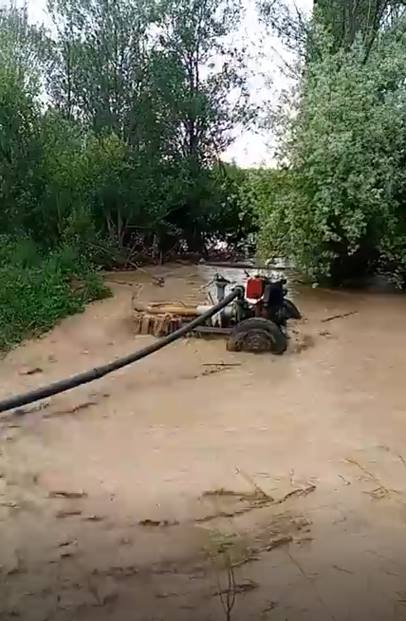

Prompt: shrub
[{"left": 0, "top": 241, "right": 110, "bottom": 351}]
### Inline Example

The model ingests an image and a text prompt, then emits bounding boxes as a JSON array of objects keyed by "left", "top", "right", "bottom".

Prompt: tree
[
  {"left": 47, "top": 0, "right": 182, "bottom": 251},
  {"left": 152, "top": 0, "right": 251, "bottom": 251},
  {"left": 313, "top": 0, "right": 406, "bottom": 54},
  {"left": 0, "top": 0, "right": 257, "bottom": 349},
  {"left": 0, "top": 3, "right": 50, "bottom": 92},
  {"left": 258, "top": 0, "right": 310, "bottom": 55},
  {"left": 157, "top": 0, "right": 249, "bottom": 162},
  {"left": 0, "top": 5, "right": 50, "bottom": 238},
  {"left": 0, "top": 0, "right": 256, "bottom": 262},
  {"left": 47, "top": 0, "right": 152, "bottom": 135},
  {"left": 258, "top": 23, "right": 406, "bottom": 284},
  {"left": 258, "top": 0, "right": 406, "bottom": 60}
]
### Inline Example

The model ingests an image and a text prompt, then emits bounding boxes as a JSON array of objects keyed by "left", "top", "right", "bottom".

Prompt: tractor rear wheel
[{"left": 227, "top": 318, "right": 287, "bottom": 355}]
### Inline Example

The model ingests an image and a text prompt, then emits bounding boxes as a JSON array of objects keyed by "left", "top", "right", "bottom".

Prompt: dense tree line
[
  {"left": 4, "top": 0, "right": 406, "bottom": 352},
  {"left": 0, "top": 0, "right": 257, "bottom": 265},
  {"left": 0, "top": 0, "right": 261, "bottom": 348}
]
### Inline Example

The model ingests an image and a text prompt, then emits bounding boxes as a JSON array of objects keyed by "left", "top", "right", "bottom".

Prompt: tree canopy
[
  {"left": 0, "top": 0, "right": 259, "bottom": 347},
  {"left": 258, "top": 0, "right": 406, "bottom": 286},
  {"left": 0, "top": 0, "right": 257, "bottom": 263}
]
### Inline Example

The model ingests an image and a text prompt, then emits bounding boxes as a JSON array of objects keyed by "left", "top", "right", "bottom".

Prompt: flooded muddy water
[{"left": 1, "top": 263, "right": 406, "bottom": 620}]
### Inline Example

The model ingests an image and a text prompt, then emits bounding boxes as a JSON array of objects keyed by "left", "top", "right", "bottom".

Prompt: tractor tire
[
  {"left": 283, "top": 299, "right": 302, "bottom": 320},
  {"left": 227, "top": 318, "right": 287, "bottom": 355}
]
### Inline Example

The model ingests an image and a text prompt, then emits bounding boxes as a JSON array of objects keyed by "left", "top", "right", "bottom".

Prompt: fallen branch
[
  {"left": 264, "top": 535, "right": 293, "bottom": 551},
  {"left": 202, "top": 363, "right": 242, "bottom": 368},
  {"left": 55, "top": 509, "right": 82, "bottom": 518},
  {"left": 346, "top": 457, "right": 392, "bottom": 499},
  {"left": 92, "top": 565, "right": 139, "bottom": 578},
  {"left": 126, "top": 261, "right": 165, "bottom": 287},
  {"left": 332, "top": 564, "right": 353, "bottom": 575},
  {"left": 214, "top": 578, "right": 258, "bottom": 597},
  {"left": 11, "top": 402, "right": 50, "bottom": 417},
  {"left": 139, "top": 519, "right": 179, "bottom": 528},
  {"left": 49, "top": 490, "right": 87, "bottom": 499},
  {"left": 345, "top": 457, "right": 384, "bottom": 486},
  {"left": 58, "top": 539, "right": 77, "bottom": 548},
  {"left": 44, "top": 401, "right": 97, "bottom": 418},
  {"left": 19, "top": 367, "right": 43, "bottom": 376},
  {"left": 397, "top": 453, "right": 406, "bottom": 468},
  {"left": 275, "top": 484, "right": 316, "bottom": 504},
  {"left": 231, "top": 554, "right": 260, "bottom": 568},
  {"left": 235, "top": 468, "right": 273, "bottom": 501},
  {"left": 198, "top": 477, "right": 312, "bottom": 523},
  {"left": 321, "top": 311, "right": 358, "bottom": 323},
  {"left": 195, "top": 500, "right": 273, "bottom": 523}
]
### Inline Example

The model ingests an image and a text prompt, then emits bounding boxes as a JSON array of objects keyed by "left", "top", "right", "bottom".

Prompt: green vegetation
[
  {"left": 0, "top": 0, "right": 256, "bottom": 349},
  {"left": 259, "top": 0, "right": 406, "bottom": 286},
  {"left": 0, "top": 0, "right": 255, "bottom": 256},
  {"left": 0, "top": 239, "right": 109, "bottom": 350},
  {"left": 3, "top": 0, "right": 406, "bottom": 349}
]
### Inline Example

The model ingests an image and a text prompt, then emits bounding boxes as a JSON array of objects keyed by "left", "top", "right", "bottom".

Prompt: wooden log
[{"left": 132, "top": 301, "right": 199, "bottom": 317}]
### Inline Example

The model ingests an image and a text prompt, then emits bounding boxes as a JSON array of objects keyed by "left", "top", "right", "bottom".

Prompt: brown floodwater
[{"left": 1, "top": 263, "right": 406, "bottom": 620}]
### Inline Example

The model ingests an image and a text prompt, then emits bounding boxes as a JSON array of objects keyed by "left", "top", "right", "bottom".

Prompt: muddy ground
[{"left": 1, "top": 264, "right": 406, "bottom": 620}]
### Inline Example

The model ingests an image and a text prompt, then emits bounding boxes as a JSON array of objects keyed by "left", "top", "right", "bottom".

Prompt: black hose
[{"left": 0, "top": 289, "right": 240, "bottom": 414}]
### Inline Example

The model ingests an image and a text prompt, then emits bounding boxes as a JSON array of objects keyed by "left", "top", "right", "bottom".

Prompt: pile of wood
[
  {"left": 132, "top": 300, "right": 199, "bottom": 337},
  {"left": 133, "top": 312, "right": 183, "bottom": 337}
]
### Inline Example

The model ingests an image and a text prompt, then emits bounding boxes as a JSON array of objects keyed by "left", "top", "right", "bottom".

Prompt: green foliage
[
  {"left": 0, "top": 3, "right": 51, "bottom": 93},
  {"left": 208, "top": 164, "right": 258, "bottom": 249},
  {"left": 43, "top": 0, "right": 252, "bottom": 254},
  {"left": 0, "top": 1, "right": 258, "bottom": 348},
  {"left": 0, "top": 0, "right": 254, "bottom": 258},
  {"left": 259, "top": 0, "right": 406, "bottom": 58},
  {"left": 259, "top": 19, "right": 406, "bottom": 285},
  {"left": 0, "top": 241, "right": 109, "bottom": 351},
  {"left": 0, "top": 236, "right": 42, "bottom": 268},
  {"left": 0, "top": 66, "right": 42, "bottom": 236},
  {"left": 314, "top": 1, "right": 406, "bottom": 52}
]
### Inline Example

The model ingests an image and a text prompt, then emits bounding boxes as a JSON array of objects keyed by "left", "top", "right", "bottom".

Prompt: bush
[
  {"left": 0, "top": 236, "right": 42, "bottom": 268},
  {"left": 0, "top": 242, "right": 110, "bottom": 351}
]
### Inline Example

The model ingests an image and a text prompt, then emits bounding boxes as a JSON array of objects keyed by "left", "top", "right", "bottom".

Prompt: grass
[{"left": 0, "top": 239, "right": 110, "bottom": 351}]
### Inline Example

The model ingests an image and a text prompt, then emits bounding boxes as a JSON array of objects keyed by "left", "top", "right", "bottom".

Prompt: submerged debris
[
  {"left": 139, "top": 519, "right": 180, "bottom": 528},
  {"left": 49, "top": 490, "right": 87, "bottom": 499},
  {"left": 321, "top": 311, "right": 358, "bottom": 323},
  {"left": 45, "top": 401, "right": 97, "bottom": 418},
  {"left": 214, "top": 578, "right": 259, "bottom": 596},
  {"left": 19, "top": 367, "right": 43, "bottom": 376},
  {"left": 275, "top": 484, "right": 316, "bottom": 504},
  {"left": 55, "top": 509, "right": 82, "bottom": 518},
  {"left": 264, "top": 535, "right": 293, "bottom": 551}
]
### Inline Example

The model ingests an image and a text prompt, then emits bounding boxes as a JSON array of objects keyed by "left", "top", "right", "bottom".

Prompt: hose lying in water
[{"left": 0, "top": 289, "right": 241, "bottom": 414}]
